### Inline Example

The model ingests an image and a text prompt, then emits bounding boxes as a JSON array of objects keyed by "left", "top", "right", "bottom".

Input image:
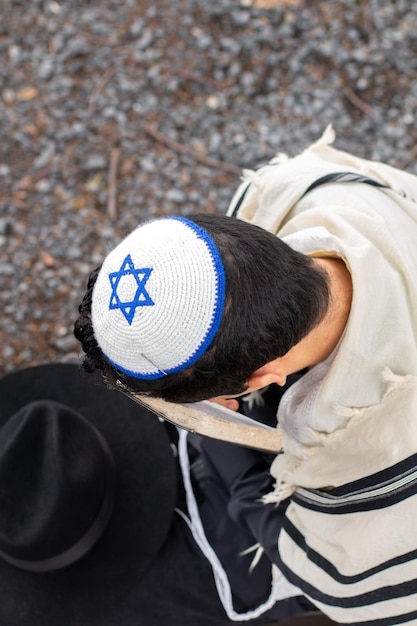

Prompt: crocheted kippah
[{"left": 91, "top": 217, "right": 226, "bottom": 379}]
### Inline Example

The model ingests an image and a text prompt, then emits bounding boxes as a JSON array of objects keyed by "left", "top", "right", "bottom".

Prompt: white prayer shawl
[{"left": 228, "top": 127, "right": 417, "bottom": 623}]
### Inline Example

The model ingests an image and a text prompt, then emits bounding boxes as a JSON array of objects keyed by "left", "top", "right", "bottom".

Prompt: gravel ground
[{"left": 1, "top": 0, "right": 417, "bottom": 377}]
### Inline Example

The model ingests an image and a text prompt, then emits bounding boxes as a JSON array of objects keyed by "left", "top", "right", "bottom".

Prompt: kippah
[{"left": 91, "top": 217, "right": 226, "bottom": 379}]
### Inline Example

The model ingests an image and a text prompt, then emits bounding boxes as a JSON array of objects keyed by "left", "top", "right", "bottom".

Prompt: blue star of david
[{"left": 108, "top": 254, "right": 154, "bottom": 325}]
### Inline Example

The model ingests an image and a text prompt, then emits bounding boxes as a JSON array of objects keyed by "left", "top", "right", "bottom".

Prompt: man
[
  {"left": 75, "top": 127, "right": 417, "bottom": 623},
  {"left": 0, "top": 363, "right": 237, "bottom": 626}
]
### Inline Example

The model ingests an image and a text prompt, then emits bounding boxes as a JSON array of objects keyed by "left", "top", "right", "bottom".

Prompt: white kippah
[{"left": 91, "top": 217, "right": 226, "bottom": 379}]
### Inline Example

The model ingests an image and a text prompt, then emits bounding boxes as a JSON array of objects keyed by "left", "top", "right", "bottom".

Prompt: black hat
[{"left": 0, "top": 363, "right": 177, "bottom": 625}]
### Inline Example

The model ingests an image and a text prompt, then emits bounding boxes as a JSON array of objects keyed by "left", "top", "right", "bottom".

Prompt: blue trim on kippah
[
  {"left": 110, "top": 217, "right": 226, "bottom": 380},
  {"left": 168, "top": 216, "right": 226, "bottom": 371},
  {"left": 107, "top": 355, "right": 166, "bottom": 380}
]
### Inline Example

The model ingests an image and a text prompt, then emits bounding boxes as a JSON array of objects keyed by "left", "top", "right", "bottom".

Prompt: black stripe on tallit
[
  {"left": 275, "top": 537, "right": 417, "bottom": 609},
  {"left": 301, "top": 172, "right": 388, "bottom": 197},
  {"left": 293, "top": 454, "right": 417, "bottom": 514},
  {"left": 281, "top": 520, "right": 417, "bottom": 585}
]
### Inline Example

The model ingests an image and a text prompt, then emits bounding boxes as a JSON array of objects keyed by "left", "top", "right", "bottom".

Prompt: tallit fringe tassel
[
  {"left": 262, "top": 482, "right": 296, "bottom": 504},
  {"left": 239, "top": 542, "right": 264, "bottom": 573}
]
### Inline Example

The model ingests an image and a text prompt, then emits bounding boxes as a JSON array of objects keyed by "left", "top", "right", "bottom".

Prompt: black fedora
[{"left": 0, "top": 363, "right": 177, "bottom": 625}]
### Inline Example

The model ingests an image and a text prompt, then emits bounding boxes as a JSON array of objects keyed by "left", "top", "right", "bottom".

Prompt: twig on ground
[
  {"left": 107, "top": 146, "right": 120, "bottom": 219},
  {"left": 89, "top": 68, "right": 117, "bottom": 113},
  {"left": 164, "top": 66, "right": 230, "bottom": 90},
  {"left": 142, "top": 123, "right": 242, "bottom": 176},
  {"left": 341, "top": 85, "right": 376, "bottom": 117}
]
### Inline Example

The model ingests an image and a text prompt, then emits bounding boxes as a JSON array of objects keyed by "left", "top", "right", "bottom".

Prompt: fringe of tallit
[
  {"left": 262, "top": 482, "right": 297, "bottom": 504},
  {"left": 310, "top": 124, "right": 336, "bottom": 150}
]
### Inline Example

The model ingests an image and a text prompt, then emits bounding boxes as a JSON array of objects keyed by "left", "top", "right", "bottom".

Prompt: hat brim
[{"left": 0, "top": 363, "right": 177, "bottom": 624}]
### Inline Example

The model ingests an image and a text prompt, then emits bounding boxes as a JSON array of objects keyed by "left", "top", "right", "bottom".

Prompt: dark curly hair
[{"left": 74, "top": 214, "right": 330, "bottom": 402}]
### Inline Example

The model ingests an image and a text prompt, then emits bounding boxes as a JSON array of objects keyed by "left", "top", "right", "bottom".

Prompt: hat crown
[{"left": 0, "top": 400, "right": 115, "bottom": 570}]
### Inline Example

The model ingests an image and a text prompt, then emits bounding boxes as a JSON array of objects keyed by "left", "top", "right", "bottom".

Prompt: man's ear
[{"left": 247, "top": 360, "right": 287, "bottom": 389}]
